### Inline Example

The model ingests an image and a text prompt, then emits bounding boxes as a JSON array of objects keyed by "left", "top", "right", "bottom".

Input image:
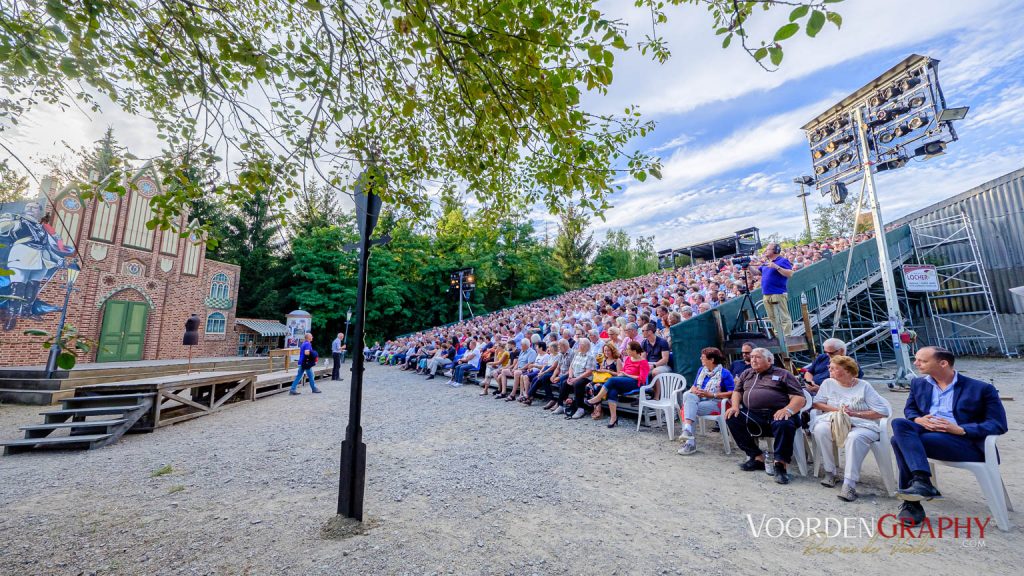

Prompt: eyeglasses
[{"left": 824, "top": 349, "right": 840, "bottom": 355}]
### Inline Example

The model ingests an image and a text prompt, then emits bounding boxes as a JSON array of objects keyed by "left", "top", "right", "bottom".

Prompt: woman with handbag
[
  {"left": 585, "top": 341, "right": 648, "bottom": 428},
  {"left": 589, "top": 343, "right": 623, "bottom": 420},
  {"left": 810, "top": 355, "right": 890, "bottom": 502},
  {"left": 677, "top": 347, "right": 735, "bottom": 455}
]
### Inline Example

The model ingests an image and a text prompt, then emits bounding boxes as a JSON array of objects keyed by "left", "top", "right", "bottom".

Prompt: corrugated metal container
[{"left": 892, "top": 166, "right": 1024, "bottom": 315}]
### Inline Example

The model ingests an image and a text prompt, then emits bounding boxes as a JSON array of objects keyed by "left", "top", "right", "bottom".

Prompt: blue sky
[
  {"left": 572, "top": 0, "right": 1024, "bottom": 249},
  {"left": 6, "top": 0, "right": 1024, "bottom": 253}
]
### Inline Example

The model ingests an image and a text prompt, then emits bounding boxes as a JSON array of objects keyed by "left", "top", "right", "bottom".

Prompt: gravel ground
[{"left": 0, "top": 358, "right": 1022, "bottom": 575}]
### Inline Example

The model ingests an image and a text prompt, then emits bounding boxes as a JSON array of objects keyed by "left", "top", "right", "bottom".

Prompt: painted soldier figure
[{"left": 0, "top": 202, "right": 76, "bottom": 329}]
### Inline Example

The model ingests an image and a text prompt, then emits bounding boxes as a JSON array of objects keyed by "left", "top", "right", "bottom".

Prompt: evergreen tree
[
  {"left": 223, "top": 189, "right": 288, "bottom": 319},
  {"left": 0, "top": 160, "right": 29, "bottom": 203},
  {"left": 552, "top": 206, "right": 594, "bottom": 289},
  {"left": 290, "top": 181, "right": 344, "bottom": 232}
]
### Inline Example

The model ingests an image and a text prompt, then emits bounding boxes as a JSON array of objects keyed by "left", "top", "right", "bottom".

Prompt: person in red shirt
[{"left": 586, "top": 341, "right": 649, "bottom": 428}]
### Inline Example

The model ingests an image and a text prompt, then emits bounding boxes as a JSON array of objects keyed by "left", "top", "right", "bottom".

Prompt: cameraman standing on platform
[{"left": 758, "top": 243, "right": 795, "bottom": 339}]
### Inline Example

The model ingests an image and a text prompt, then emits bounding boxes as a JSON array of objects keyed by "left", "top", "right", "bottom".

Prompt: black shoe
[
  {"left": 426, "top": 375, "right": 435, "bottom": 380},
  {"left": 897, "top": 478, "right": 942, "bottom": 502},
  {"left": 897, "top": 501, "right": 926, "bottom": 527},
  {"left": 607, "top": 419, "right": 618, "bottom": 428},
  {"left": 289, "top": 391, "right": 300, "bottom": 395},
  {"left": 739, "top": 458, "right": 765, "bottom": 472},
  {"left": 312, "top": 389, "right": 322, "bottom": 394},
  {"left": 774, "top": 462, "right": 790, "bottom": 485}
]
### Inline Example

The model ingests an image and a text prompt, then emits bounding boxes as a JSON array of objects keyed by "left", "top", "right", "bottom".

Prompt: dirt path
[{"left": 0, "top": 359, "right": 1020, "bottom": 575}]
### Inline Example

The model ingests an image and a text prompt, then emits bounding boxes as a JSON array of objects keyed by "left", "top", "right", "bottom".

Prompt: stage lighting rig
[{"left": 799, "top": 53, "right": 969, "bottom": 386}]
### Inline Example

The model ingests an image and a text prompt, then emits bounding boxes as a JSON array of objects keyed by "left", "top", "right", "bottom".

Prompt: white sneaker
[
  {"left": 554, "top": 406, "right": 565, "bottom": 415},
  {"left": 677, "top": 440, "right": 697, "bottom": 455},
  {"left": 571, "top": 408, "right": 585, "bottom": 419},
  {"left": 448, "top": 381, "right": 462, "bottom": 388},
  {"left": 680, "top": 425, "right": 695, "bottom": 439}
]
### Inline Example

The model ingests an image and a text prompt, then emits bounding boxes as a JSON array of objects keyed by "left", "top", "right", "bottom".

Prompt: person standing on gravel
[
  {"left": 331, "top": 332, "right": 346, "bottom": 381},
  {"left": 290, "top": 332, "right": 321, "bottom": 395}
]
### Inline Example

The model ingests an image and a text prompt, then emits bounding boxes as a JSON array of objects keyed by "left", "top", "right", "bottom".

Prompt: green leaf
[
  {"left": 57, "top": 352, "right": 77, "bottom": 370},
  {"left": 768, "top": 46, "right": 783, "bottom": 66},
  {"left": 721, "top": 33, "right": 732, "bottom": 49},
  {"left": 827, "top": 12, "right": 843, "bottom": 29},
  {"left": 806, "top": 10, "right": 826, "bottom": 37},
  {"left": 648, "top": 166, "right": 662, "bottom": 179},
  {"left": 23, "top": 329, "right": 50, "bottom": 337},
  {"left": 789, "top": 6, "right": 809, "bottom": 22},
  {"left": 774, "top": 23, "right": 799, "bottom": 42},
  {"left": 753, "top": 47, "right": 768, "bottom": 61},
  {"left": 302, "top": 0, "right": 324, "bottom": 11}
]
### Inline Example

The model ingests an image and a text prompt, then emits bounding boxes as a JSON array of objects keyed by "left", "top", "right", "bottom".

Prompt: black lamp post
[
  {"left": 45, "top": 262, "right": 81, "bottom": 378},
  {"left": 343, "top": 307, "right": 352, "bottom": 363},
  {"left": 338, "top": 171, "right": 390, "bottom": 522}
]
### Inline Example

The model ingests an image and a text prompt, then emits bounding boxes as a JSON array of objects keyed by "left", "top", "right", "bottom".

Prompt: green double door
[{"left": 97, "top": 301, "right": 149, "bottom": 362}]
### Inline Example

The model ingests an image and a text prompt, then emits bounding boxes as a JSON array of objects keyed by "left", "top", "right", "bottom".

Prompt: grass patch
[
  {"left": 168, "top": 485, "right": 185, "bottom": 494},
  {"left": 151, "top": 464, "right": 173, "bottom": 477}
]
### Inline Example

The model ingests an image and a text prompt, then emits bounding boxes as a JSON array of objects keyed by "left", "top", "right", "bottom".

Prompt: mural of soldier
[{"left": 0, "top": 200, "right": 77, "bottom": 330}]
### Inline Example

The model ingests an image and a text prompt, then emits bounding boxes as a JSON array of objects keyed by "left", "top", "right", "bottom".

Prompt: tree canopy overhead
[{"left": 1, "top": 0, "right": 843, "bottom": 234}]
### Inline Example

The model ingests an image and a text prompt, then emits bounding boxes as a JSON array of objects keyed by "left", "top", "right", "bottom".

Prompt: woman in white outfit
[{"left": 810, "top": 355, "right": 890, "bottom": 502}]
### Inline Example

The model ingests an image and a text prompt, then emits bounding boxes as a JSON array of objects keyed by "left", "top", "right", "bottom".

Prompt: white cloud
[
  {"left": 965, "top": 86, "right": 1024, "bottom": 129},
  {"left": 589, "top": 0, "right": 1005, "bottom": 118}
]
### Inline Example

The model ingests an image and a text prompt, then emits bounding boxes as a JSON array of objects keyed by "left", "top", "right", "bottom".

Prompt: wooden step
[
  {"left": 19, "top": 419, "right": 127, "bottom": 439},
  {"left": 2, "top": 434, "right": 113, "bottom": 455},
  {"left": 19, "top": 419, "right": 127, "bottom": 431},
  {"left": 62, "top": 393, "right": 154, "bottom": 405},
  {"left": 0, "top": 388, "right": 74, "bottom": 406},
  {"left": 40, "top": 405, "right": 148, "bottom": 421}
]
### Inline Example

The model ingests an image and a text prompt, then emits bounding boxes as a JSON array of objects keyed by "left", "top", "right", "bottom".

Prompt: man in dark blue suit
[{"left": 891, "top": 346, "right": 1008, "bottom": 526}]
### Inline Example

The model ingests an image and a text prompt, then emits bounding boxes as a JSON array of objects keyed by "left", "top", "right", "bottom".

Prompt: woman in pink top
[{"left": 587, "top": 341, "right": 649, "bottom": 428}]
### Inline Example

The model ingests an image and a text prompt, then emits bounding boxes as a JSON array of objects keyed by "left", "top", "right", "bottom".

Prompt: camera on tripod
[{"left": 731, "top": 255, "right": 752, "bottom": 268}]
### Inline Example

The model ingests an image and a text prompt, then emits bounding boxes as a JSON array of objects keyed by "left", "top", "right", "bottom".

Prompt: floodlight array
[{"left": 802, "top": 55, "right": 964, "bottom": 201}]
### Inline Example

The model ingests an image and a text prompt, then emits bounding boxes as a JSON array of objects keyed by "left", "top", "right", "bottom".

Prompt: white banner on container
[{"left": 902, "top": 264, "right": 940, "bottom": 292}]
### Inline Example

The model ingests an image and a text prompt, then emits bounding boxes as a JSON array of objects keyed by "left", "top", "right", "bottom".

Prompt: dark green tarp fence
[{"left": 670, "top": 225, "right": 915, "bottom": 385}]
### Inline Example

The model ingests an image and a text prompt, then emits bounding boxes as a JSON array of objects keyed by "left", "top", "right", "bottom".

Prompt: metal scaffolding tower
[{"left": 910, "top": 212, "right": 1013, "bottom": 356}]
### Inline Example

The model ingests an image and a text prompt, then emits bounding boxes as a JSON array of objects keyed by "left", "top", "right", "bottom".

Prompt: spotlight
[
  {"left": 794, "top": 175, "right": 816, "bottom": 186},
  {"left": 892, "top": 124, "right": 910, "bottom": 138},
  {"left": 869, "top": 94, "right": 883, "bottom": 108},
  {"left": 908, "top": 114, "right": 929, "bottom": 130},
  {"left": 938, "top": 106, "right": 970, "bottom": 122},
  {"left": 878, "top": 130, "right": 896, "bottom": 144},
  {"left": 814, "top": 164, "right": 828, "bottom": 175},
  {"left": 907, "top": 95, "right": 926, "bottom": 108},
  {"left": 913, "top": 141, "right": 947, "bottom": 157},
  {"left": 812, "top": 148, "right": 826, "bottom": 159},
  {"left": 829, "top": 182, "right": 848, "bottom": 204},
  {"left": 810, "top": 130, "right": 823, "bottom": 143},
  {"left": 838, "top": 152, "right": 853, "bottom": 164},
  {"left": 830, "top": 117, "right": 850, "bottom": 131},
  {"left": 825, "top": 134, "right": 854, "bottom": 152},
  {"left": 900, "top": 77, "right": 921, "bottom": 92},
  {"left": 827, "top": 158, "right": 840, "bottom": 171},
  {"left": 881, "top": 85, "right": 902, "bottom": 102},
  {"left": 876, "top": 157, "right": 907, "bottom": 172}
]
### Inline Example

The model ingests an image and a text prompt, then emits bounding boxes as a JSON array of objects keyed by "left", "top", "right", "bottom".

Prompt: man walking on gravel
[{"left": 290, "top": 332, "right": 321, "bottom": 395}]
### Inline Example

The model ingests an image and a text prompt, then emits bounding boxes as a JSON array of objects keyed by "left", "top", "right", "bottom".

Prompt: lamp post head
[{"left": 66, "top": 262, "right": 81, "bottom": 285}]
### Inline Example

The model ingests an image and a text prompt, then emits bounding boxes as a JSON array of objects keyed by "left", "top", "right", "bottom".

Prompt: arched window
[
  {"left": 210, "top": 273, "right": 230, "bottom": 300},
  {"left": 206, "top": 312, "right": 226, "bottom": 334}
]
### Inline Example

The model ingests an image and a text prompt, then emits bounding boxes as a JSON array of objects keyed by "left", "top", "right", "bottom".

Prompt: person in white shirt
[{"left": 810, "top": 355, "right": 891, "bottom": 502}]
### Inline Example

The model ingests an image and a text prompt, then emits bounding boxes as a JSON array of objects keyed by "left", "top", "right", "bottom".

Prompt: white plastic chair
[
  {"left": 810, "top": 397, "right": 897, "bottom": 496},
  {"left": 636, "top": 373, "right": 687, "bottom": 440},
  {"left": 929, "top": 435, "right": 1014, "bottom": 531},
  {"left": 698, "top": 398, "right": 733, "bottom": 454},
  {"left": 759, "top": 389, "right": 812, "bottom": 475}
]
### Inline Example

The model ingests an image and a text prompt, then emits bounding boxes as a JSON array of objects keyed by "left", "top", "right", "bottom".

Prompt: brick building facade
[{"left": 0, "top": 163, "right": 240, "bottom": 367}]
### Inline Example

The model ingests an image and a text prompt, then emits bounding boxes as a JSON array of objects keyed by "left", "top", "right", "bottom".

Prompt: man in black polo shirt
[
  {"left": 725, "top": 347, "right": 806, "bottom": 484},
  {"left": 641, "top": 322, "right": 671, "bottom": 377}
]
